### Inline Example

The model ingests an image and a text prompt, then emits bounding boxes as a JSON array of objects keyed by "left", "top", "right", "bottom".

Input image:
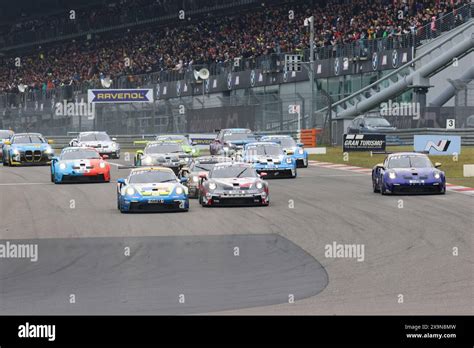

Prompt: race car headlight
[
  {"left": 175, "top": 186, "right": 184, "bottom": 195},
  {"left": 126, "top": 187, "right": 136, "bottom": 196},
  {"left": 298, "top": 148, "right": 304, "bottom": 155},
  {"left": 142, "top": 156, "right": 153, "bottom": 165},
  {"left": 434, "top": 172, "right": 441, "bottom": 179},
  {"left": 110, "top": 143, "right": 116, "bottom": 149},
  {"left": 286, "top": 158, "right": 292, "bottom": 164},
  {"left": 59, "top": 163, "right": 67, "bottom": 170},
  {"left": 223, "top": 146, "right": 230, "bottom": 152},
  {"left": 99, "top": 162, "right": 106, "bottom": 169},
  {"left": 208, "top": 183, "right": 217, "bottom": 190},
  {"left": 12, "top": 149, "right": 20, "bottom": 156},
  {"left": 191, "top": 148, "right": 196, "bottom": 154},
  {"left": 45, "top": 147, "right": 54, "bottom": 154},
  {"left": 388, "top": 172, "right": 396, "bottom": 179},
  {"left": 256, "top": 182, "right": 263, "bottom": 190},
  {"left": 192, "top": 176, "right": 199, "bottom": 183}
]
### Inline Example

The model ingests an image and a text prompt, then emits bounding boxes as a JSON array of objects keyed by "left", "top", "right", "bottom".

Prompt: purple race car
[{"left": 372, "top": 152, "right": 446, "bottom": 195}]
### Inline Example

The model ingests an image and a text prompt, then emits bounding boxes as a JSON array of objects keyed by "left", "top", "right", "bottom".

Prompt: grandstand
[{"left": 0, "top": 0, "right": 473, "bottom": 140}]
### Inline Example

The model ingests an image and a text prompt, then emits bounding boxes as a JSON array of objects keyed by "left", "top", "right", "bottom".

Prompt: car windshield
[
  {"left": 12, "top": 135, "right": 45, "bottom": 144},
  {"left": 271, "top": 138, "right": 296, "bottom": 148},
  {"left": 210, "top": 165, "right": 257, "bottom": 178},
  {"left": 0, "top": 130, "right": 12, "bottom": 138},
  {"left": 146, "top": 143, "right": 182, "bottom": 154},
  {"left": 80, "top": 133, "right": 111, "bottom": 141},
  {"left": 61, "top": 149, "right": 101, "bottom": 160},
  {"left": 129, "top": 170, "right": 177, "bottom": 183},
  {"left": 156, "top": 136, "right": 190, "bottom": 145},
  {"left": 387, "top": 155, "right": 433, "bottom": 169},
  {"left": 247, "top": 144, "right": 282, "bottom": 156},
  {"left": 365, "top": 118, "right": 391, "bottom": 127},
  {"left": 190, "top": 162, "right": 217, "bottom": 172},
  {"left": 223, "top": 133, "right": 257, "bottom": 142}
]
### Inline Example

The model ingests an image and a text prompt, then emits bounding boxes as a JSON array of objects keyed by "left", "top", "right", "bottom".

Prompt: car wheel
[
  {"left": 51, "top": 173, "right": 55, "bottom": 183},
  {"left": 380, "top": 179, "right": 387, "bottom": 195},
  {"left": 439, "top": 185, "right": 446, "bottom": 195},
  {"left": 373, "top": 176, "right": 380, "bottom": 193}
]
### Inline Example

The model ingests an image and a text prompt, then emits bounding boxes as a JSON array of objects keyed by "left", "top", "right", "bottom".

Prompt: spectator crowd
[{"left": 0, "top": 0, "right": 471, "bottom": 94}]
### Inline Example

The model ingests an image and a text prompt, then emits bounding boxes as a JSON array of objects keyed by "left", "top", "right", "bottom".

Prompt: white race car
[{"left": 69, "top": 131, "right": 120, "bottom": 159}]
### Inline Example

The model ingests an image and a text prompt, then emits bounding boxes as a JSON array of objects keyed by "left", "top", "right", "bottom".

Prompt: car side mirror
[
  {"left": 48, "top": 139, "right": 55, "bottom": 144},
  {"left": 297, "top": 142, "right": 304, "bottom": 147},
  {"left": 359, "top": 123, "right": 364, "bottom": 128},
  {"left": 199, "top": 173, "right": 208, "bottom": 180},
  {"left": 102, "top": 155, "right": 109, "bottom": 160},
  {"left": 180, "top": 177, "right": 188, "bottom": 184},
  {"left": 434, "top": 162, "right": 442, "bottom": 168},
  {"left": 136, "top": 150, "right": 144, "bottom": 158},
  {"left": 117, "top": 178, "right": 126, "bottom": 186},
  {"left": 260, "top": 172, "right": 268, "bottom": 177},
  {"left": 4, "top": 140, "right": 11, "bottom": 145},
  {"left": 375, "top": 163, "right": 384, "bottom": 170},
  {"left": 51, "top": 156, "right": 59, "bottom": 162},
  {"left": 112, "top": 137, "right": 117, "bottom": 141}
]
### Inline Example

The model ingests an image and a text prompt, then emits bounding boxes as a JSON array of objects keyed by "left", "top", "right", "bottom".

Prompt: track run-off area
[{"left": 0, "top": 159, "right": 472, "bottom": 315}]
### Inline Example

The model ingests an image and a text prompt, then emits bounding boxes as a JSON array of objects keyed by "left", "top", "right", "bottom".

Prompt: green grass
[{"left": 309, "top": 146, "right": 474, "bottom": 187}]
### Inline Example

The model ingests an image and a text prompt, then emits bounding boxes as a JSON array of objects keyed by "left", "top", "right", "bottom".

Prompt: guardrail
[{"left": 45, "top": 128, "right": 474, "bottom": 151}]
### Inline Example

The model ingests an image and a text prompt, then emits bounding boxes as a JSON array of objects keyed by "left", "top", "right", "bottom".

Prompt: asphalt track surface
[{"left": 0, "top": 159, "right": 472, "bottom": 314}]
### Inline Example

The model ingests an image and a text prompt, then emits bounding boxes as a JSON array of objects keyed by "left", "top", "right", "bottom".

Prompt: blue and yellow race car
[
  {"left": 260, "top": 135, "right": 308, "bottom": 168},
  {"left": 117, "top": 167, "right": 189, "bottom": 213},
  {"left": 2, "top": 132, "right": 54, "bottom": 166},
  {"left": 372, "top": 152, "right": 446, "bottom": 195},
  {"left": 242, "top": 142, "right": 297, "bottom": 178}
]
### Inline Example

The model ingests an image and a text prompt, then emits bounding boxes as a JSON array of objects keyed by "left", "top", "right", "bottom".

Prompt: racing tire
[
  {"left": 302, "top": 158, "right": 308, "bottom": 168},
  {"left": 51, "top": 173, "right": 55, "bottom": 183},
  {"left": 373, "top": 177, "right": 380, "bottom": 193},
  {"left": 380, "top": 179, "right": 388, "bottom": 195},
  {"left": 291, "top": 168, "right": 297, "bottom": 178}
]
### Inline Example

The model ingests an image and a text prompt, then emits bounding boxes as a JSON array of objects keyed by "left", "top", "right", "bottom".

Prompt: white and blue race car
[
  {"left": 260, "top": 135, "right": 308, "bottom": 168},
  {"left": 242, "top": 141, "right": 296, "bottom": 178}
]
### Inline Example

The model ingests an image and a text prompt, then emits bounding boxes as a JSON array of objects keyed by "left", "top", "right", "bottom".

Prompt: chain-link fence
[{"left": 0, "top": 88, "right": 333, "bottom": 137}]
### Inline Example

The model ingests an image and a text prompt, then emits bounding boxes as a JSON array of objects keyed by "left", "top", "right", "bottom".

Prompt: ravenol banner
[
  {"left": 88, "top": 89, "right": 154, "bottom": 103},
  {"left": 414, "top": 135, "right": 461, "bottom": 155}
]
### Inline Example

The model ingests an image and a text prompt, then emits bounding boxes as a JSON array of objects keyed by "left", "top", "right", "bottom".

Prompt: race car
[
  {"left": 2, "top": 133, "right": 54, "bottom": 166},
  {"left": 372, "top": 152, "right": 446, "bottom": 195},
  {"left": 209, "top": 128, "right": 258, "bottom": 157},
  {"left": 50, "top": 147, "right": 111, "bottom": 184},
  {"left": 134, "top": 135, "right": 201, "bottom": 157},
  {"left": 198, "top": 162, "right": 269, "bottom": 207},
  {"left": 69, "top": 131, "right": 120, "bottom": 159},
  {"left": 260, "top": 135, "right": 308, "bottom": 168},
  {"left": 242, "top": 142, "right": 297, "bottom": 178},
  {"left": 0, "top": 129, "right": 14, "bottom": 161},
  {"left": 180, "top": 156, "right": 232, "bottom": 198},
  {"left": 134, "top": 141, "right": 192, "bottom": 174},
  {"left": 117, "top": 167, "right": 189, "bottom": 213},
  {"left": 155, "top": 135, "right": 201, "bottom": 157}
]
